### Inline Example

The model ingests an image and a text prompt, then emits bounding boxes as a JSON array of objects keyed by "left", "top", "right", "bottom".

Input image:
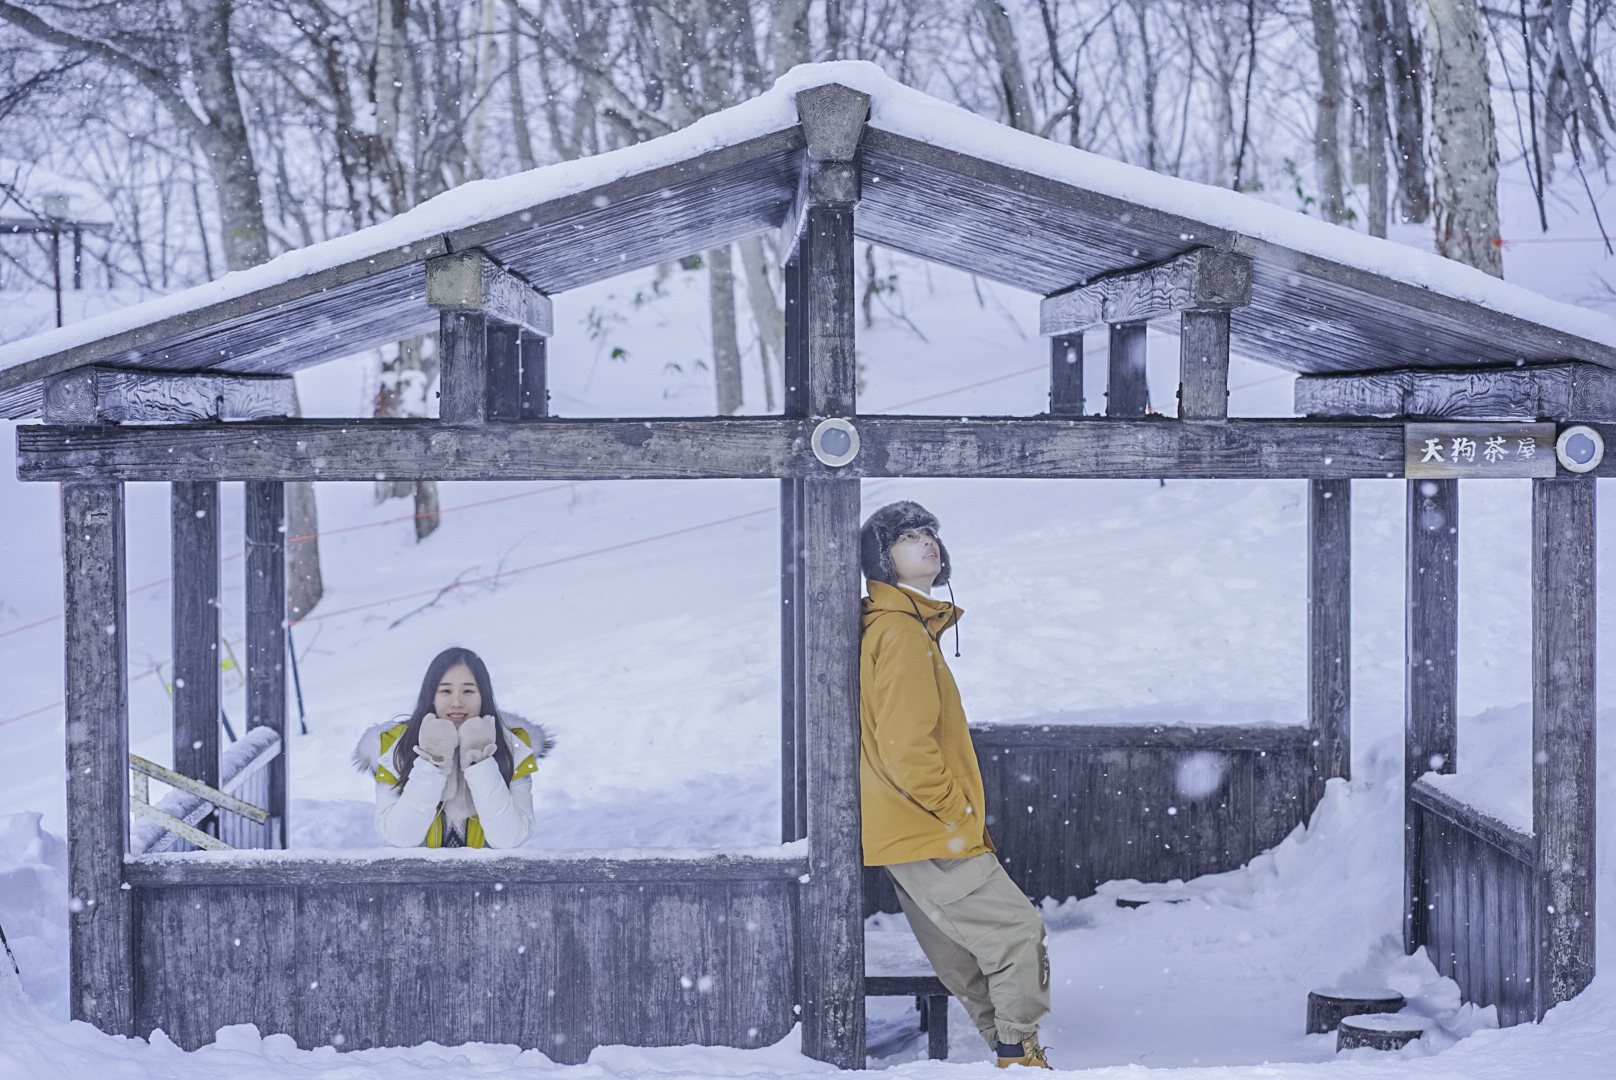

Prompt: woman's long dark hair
[{"left": 391, "top": 647, "right": 515, "bottom": 788}]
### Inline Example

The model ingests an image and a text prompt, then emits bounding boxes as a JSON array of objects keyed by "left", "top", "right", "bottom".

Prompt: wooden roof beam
[
  {"left": 17, "top": 416, "right": 1410, "bottom": 482},
  {"left": 41, "top": 366, "right": 295, "bottom": 424},
  {"left": 1295, "top": 362, "right": 1616, "bottom": 422},
  {"left": 1040, "top": 247, "right": 1254, "bottom": 334},
  {"left": 778, "top": 84, "right": 869, "bottom": 266},
  {"left": 425, "top": 249, "right": 552, "bottom": 337}
]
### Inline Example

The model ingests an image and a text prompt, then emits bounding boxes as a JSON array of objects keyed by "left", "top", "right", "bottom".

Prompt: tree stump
[
  {"left": 1336, "top": 1013, "right": 1429, "bottom": 1051},
  {"left": 1306, "top": 986, "right": 1406, "bottom": 1034}
]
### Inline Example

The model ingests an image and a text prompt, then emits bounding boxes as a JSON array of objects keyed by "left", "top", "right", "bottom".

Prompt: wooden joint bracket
[
  {"left": 1040, "top": 248, "right": 1254, "bottom": 335},
  {"left": 426, "top": 249, "right": 553, "bottom": 337},
  {"left": 1295, "top": 362, "right": 1616, "bottom": 422},
  {"left": 795, "top": 84, "right": 870, "bottom": 162},
  {"left": 42, "top": 367, "right": 295, "bottom": 425}
]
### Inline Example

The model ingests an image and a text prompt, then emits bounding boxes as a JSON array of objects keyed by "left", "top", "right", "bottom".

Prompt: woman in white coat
[{"left": 355, "top": 647, "right": 551, "bottom": 848}]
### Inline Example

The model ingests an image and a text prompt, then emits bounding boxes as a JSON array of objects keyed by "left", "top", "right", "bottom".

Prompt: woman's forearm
[
  {"left": 463, "top": 761, "right": 535, "bottom": 848},
  {"left": 374, "top": 766, "right": 447, "bottom": 847}
]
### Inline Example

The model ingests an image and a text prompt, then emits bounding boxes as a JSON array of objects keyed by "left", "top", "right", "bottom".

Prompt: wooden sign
[{"left": 1405, "top": 422, "right": 1557, "bottom": 478}]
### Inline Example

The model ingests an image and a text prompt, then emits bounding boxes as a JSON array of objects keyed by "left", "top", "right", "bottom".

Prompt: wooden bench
[{"left": 866, "top": 975, "right": 949, "bottom": 1059}]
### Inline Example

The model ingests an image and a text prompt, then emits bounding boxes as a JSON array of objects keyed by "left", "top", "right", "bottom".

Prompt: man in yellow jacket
[{"left": 859, "top": 500, "right": 1052, "bottom": 1069}]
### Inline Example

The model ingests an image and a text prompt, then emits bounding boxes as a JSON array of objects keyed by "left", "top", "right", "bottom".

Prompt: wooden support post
[
  {"left": 519, "top": 329, "right": 549, "bottom": 419},
  {"left": 171, "top": 481, "right": 221, "bottom": 793},
  {"left": 438, "top": 310, "right": 489, "bottom": 425},
  {"left": 1308, "top": 480, "right": 1351, "bottom": 802},
  {"left": 790, "top": 81, "right": 867, "bottom": 1068},
  {"left": 1107, "top": 321, "right": 1148, "bottom": 417},
  {"left": 781, "top": 248, "right": 809, "bottom": 846},
  {"left": 1050, "top": 333, "right": 1084, "bottom": 417},
  {"left": 246, "top": 481, "right": 289, "bottom": 847},
  {"left": 1178, "top": 310, "right": 1230, "bottom": 421},
  {"left": 485, "top": 321, "right": 523, "bottom": 421},
  {"left": 61, "top": 481, "right": 134, "bottom": 1035},
  {"left": 1405, "top": 478, "right": 1458, "bottom": 953},
  {"left": 1531, "top": 476, "right": 1597, "bottom": 1016},
  {"left": 800, "top": 477, "right": 863, "bottom": 1068}
]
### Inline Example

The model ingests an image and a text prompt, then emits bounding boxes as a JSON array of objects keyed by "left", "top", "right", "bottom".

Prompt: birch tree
[{"left": 1423, "top": 0, "right": 1502, "bottom": 274}]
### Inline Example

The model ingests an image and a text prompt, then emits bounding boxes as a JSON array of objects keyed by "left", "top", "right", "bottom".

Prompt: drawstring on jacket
[{"left": 896, "top": 584, "right": 962, "bottom": 658}]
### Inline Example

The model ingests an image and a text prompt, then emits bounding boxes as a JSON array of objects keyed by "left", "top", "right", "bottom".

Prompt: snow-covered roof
[{"left": 4, "top": 61, "right": 1615, "bottom": 419}]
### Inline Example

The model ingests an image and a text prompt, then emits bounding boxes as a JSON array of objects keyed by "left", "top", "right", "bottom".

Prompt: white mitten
[
  {"left": 416, "top": 714, "right": 459, "bottom": 768},
  {"left": 458, "top": 714, "right": 498, "bottom": 767}
]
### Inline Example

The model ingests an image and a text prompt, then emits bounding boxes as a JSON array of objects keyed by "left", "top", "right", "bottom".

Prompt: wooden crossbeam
[
  {"left": 17, "top": 417, "right": 1413, "bottom": 481},
  {"left": 1295, "top": 362, "right": 1616, "bottom": 422},
  {"left": 1040, "top": 248, "right": 1254, "bottom": 335},
  {"left": 42, "top": 367, "right": 294, "bottom": 424},
  {"left": 425, "top": 249, "right": 552, "bottom": 336},
  {"left": 130, "top": 754, "right": 271, "bottom": 825}
]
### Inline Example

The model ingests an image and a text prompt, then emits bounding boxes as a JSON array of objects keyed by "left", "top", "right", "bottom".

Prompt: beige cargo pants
[{"left": 884, "top": 852, "right": 1050, "bottom": 1049}]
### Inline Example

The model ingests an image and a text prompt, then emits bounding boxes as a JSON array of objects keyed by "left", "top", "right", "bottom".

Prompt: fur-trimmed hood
[
  {"left": 352, "top": 712, "right": 554, "bottom": 780},
  {"left": 860, "top": 500, "right": 951, "bottom": 588}
]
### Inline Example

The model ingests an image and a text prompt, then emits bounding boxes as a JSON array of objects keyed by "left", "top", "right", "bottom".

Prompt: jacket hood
[
  {"left": 351, "top": 711, "right": 555, "bottom": 777},
  {"left": 860, "top": 500, "right": 951, "bottom": 589},
  {"left": 862, "top": 579, "right": 963, "bottom": 638}
]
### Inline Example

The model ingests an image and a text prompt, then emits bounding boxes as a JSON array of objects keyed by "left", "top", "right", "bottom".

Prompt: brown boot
[{"left": 995, "top": 1036, "right": 1052, "bottom": 1069}]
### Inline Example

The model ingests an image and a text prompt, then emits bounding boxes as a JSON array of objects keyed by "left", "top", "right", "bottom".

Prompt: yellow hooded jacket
[{"left": 859, "top": 580, "right": 994, "bottom": 866}]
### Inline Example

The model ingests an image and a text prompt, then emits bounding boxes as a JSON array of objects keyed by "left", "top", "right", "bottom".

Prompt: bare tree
[
  {"left": 1307, "top": 0, "right": 1349, "bottom": 222},
  {"left": 1358, "top": 0, "right": 1392, "bottom": 235},
  {"left": 1383, "top": 0, "right": 1429, "bottom": 221},
  {"left": 977, "top": 0, "right": 1036, "bottom": 131},
  {"left": 1424, "top": 0, "right": 1503, "bottom": 275}
]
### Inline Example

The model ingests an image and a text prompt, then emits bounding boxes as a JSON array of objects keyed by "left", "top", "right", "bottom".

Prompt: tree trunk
[
  {"left": 1547, "top": 0, "right": 1607, "bottom": 166},
  {"left": 373, "top": 335, "right": 441, "bottom": 540},
  {"left": 1359, "top": 0, "right": 1393, "bottom": 236},
  {"left": 1385, "top": 0, "right": 1431, "bottom": 221},
  {"left": 737, "top": 235, "right": 782, "bottom": 411},
  {"left": 710, "top": 244, "right": 743, "bottom": 415},
  {"left": 179, "top": 0, "right": 271, "bottom": 269},
  {"left": 976, "top": 0, "right": 1036, "bottom": 132},
  {"left": 507, "top": 0, "right": 536, "bottom": 170},
  {"left": 1423, "top": 0, "right": 1503, "bottom": 275},
  {"left": 770, "top": 0, "right": 811, "bottom": 75},
  {"left": 286, "top": 479, "right": 324, "bottom": 621},
  {"left": 1308, "top": 0, "right": 1350, "bottom": 223}
]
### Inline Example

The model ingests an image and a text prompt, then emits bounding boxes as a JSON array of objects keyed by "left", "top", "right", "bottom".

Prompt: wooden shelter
[{"left": 2, "top": 64, "right": 1607, "bottom": 1064}]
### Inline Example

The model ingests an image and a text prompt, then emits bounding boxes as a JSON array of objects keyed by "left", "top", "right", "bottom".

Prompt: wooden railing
[
  {"left": 1409, "top": 778, "right": 1536, "bottom": 1027},
  {"left": 130, "top": 726, "right": 281, "bottom": 854}
]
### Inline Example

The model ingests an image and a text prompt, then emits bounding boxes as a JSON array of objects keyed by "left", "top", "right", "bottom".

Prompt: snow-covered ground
[{"left": 3, "top": 174, "right": 1616, "bottom": 1075}]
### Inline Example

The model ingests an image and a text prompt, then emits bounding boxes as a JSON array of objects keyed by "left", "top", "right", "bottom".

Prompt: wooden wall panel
[
  {"left": 131, "top": 875, "right": 799, "bottom": 1058},
  {"left": 867, "top": 725, "right": 1315, "bottom": 914},
  {"left": 1417, "top": 807, "right": 1538, "bottom": 1027}
]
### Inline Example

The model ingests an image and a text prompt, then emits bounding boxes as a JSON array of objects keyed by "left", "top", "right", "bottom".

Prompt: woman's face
[
  {"left": 889, "top": 527, "right": 941, "bottom": 590},
  {"left": 433, "top": 662, "right": 483, "bottom": 727}
]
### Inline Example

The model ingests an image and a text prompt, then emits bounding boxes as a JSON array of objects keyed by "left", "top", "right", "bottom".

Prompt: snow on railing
[{"left": 129, "top": 725, "right": 280, "bottom": 855}]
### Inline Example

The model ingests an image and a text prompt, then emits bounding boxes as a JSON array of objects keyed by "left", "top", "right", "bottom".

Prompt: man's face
[{"left": 889, "top": 526, "right": 941, "bottom": 588}]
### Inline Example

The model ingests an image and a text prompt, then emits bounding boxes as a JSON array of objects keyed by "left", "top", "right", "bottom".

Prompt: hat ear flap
[
  {"left": 933, "top": 537, "right": 952, "bottom": 587},
  {"left": 860, "top": 521, "right": 893, "bottom": 584}
]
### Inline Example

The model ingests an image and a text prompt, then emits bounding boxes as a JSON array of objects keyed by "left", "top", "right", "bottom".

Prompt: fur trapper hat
[{"left": 860, "top": 501, "right": 951, "bottom": 588}]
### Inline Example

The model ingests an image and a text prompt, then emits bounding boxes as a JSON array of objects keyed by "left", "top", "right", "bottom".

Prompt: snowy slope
[{"left": 2, "top": 244, "right": 1614, "bottom": 1076}]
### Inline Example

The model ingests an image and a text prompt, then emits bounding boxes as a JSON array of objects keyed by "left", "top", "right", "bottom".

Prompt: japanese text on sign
[{"left": 1405, "top": 423, "right": 1557, "bottom": 479}]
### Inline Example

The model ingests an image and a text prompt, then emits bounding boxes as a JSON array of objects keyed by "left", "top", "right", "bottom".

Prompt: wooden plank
[
  {"left": 1405, "top": 478, "right": 1458, "bottom": 953},
  {"left": 1531, "top": 476, "right": 1597, "bottom": 1012},
  {"left": 1295, "top": 362, "right": 1616, "bottom": 421},
  {"left": 798, "top": 478, "right": 864, "bottom": 1067},
  {"left": 425, "top": 249, "right": 553, "bottom": 336},
  {"left": 519, "top": 329, "right": 549, "bottom": 419},
  {"left": 485, "top": 322, "right": 523, "bottom": 422},
  {"left": 438, "top": 310, "right": 488, "bottom": 426},
  {"left": 17, "top": 416, "right": 1412, "bottom": 482},
  {"left": 780, "top": 478, "right": 807, "bottom": 843},
  {"left": 42, "top": 367, "right": 295, "bottom": 424},
  {"left": 1106, "top": 323, "right": 1149, "bottom": 417},
  {"left": 1050, "top": 334, "right": 1084, "bottom": 416},
  {"left": 61, "top": 481, "right": 134, "bottom": 1035},
  {"left": 125, "top": 853, "right": 809, "bottom": 888},
  {"left": 171, "top": 481, "right": 221, "bottom": 792},
  {"left": 1040, "top": 248, "right": 1254, "bottom": 334},
  {"left": 1178, "top": 311, "right": 1230, "bottom": 422},
  {"left": 1308, "top": 480, "right": 1351, "bottom": 795},
  {"left": 245, "top": 481, "right": 288, "bottom": 846},
  {"left": 970, "top": 722, "right": 1311, "bottom": 752}
]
